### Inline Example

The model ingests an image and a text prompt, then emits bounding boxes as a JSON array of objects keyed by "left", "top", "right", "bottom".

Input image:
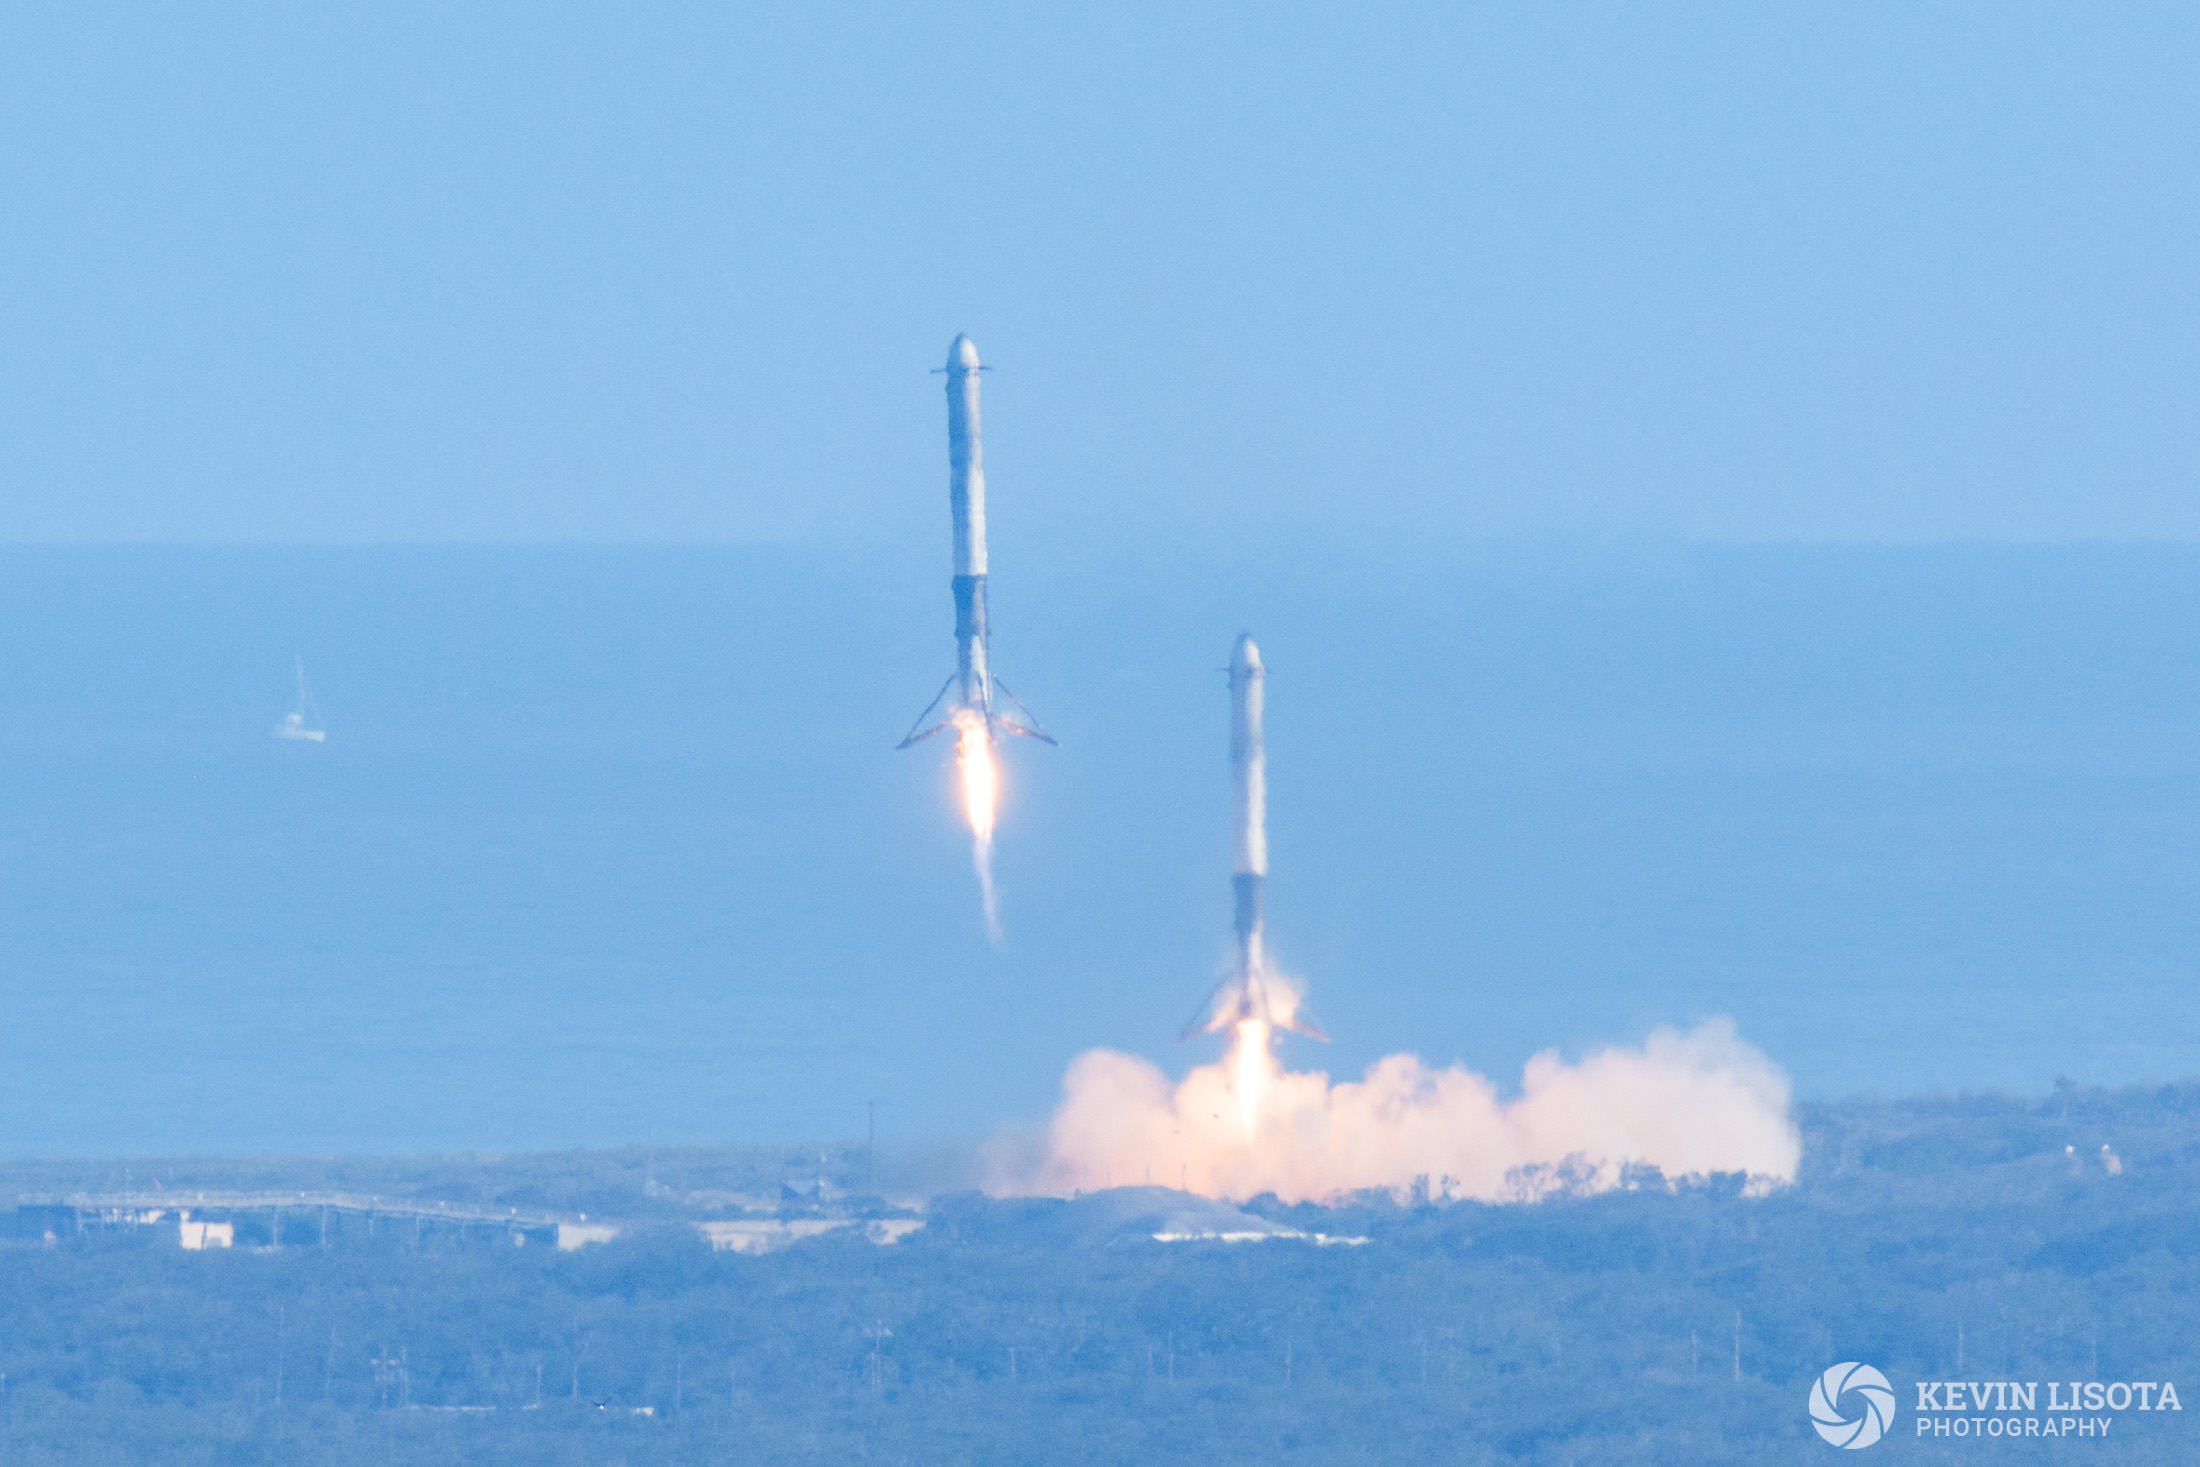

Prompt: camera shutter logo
[{"left": 1810, "top": 1362, "right": 1896, "bottom": 1449}]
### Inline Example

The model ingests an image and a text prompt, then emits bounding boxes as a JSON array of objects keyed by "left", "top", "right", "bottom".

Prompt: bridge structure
[{"left": 13, "top": 1190, "right": 576, "bottom": 1247}]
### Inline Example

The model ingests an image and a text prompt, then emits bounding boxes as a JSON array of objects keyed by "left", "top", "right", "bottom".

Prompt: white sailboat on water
[{"left": 274, "top": 658, "right": 327, "bottom": 743}]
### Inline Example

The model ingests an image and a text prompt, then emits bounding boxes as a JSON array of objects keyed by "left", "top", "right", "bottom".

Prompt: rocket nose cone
[
  {"left": 947, "top": 334, "right": 981, "bottom": 371},
  {"left": 1231, "top": 634, "right": 1263, "bottom": 674}
]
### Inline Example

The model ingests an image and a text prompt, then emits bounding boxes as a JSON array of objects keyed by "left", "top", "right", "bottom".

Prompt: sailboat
[{"left": 274, "top": 658, "right": 327, "bottom": 743}]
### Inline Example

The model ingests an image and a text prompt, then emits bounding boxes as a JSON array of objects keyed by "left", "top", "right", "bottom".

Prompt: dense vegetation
[{"left": 1, "top": 1081, "right": 2195, "bottom": 1464}]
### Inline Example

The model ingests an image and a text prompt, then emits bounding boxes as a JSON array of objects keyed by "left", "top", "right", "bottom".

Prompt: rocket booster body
[
  {"left": 1186, "top": 634, "right": 1326, "bottom": 1041},
  {"left": 900, "top": 334, "right": 1053, "bottom": 749},
  {"left": 1230, "top": 634, "right": 1268, "bottom": 981},
  {"left": 946, "top": 334, "right": 991, "bottom": 719}
]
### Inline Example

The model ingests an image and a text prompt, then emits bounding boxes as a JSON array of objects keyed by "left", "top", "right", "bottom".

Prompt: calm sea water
[{"left": 2, "top": 542, "right": 2197, "bottom": 1157}]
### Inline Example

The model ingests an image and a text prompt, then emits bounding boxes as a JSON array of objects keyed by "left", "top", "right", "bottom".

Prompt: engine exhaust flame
[
  {"left": 1229, "top": 1018, "right": 1271, "bottom": 1138},
  {"left": 999, "top": 1018, "right": 1800, "bottom": 1203},
  {"left": 954, "top": 713, "right": 1001, "bottom": 938}
]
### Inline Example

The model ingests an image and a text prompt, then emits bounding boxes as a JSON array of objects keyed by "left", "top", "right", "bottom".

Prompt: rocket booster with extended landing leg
[
  {"left": 1184, "top": 634, "right": 1327, "bottom": 1041},
  {"left": 899, "top": 334, "right": 1054, "bottom": 749}
]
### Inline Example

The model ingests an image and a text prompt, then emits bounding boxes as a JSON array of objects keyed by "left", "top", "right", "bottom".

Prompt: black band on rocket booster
[
  {"left": 1233, "top": 873, "right": 1264, "bottom": 941},
  {"left": 953, "top": 574, "right": 988, "bottom": 643}
]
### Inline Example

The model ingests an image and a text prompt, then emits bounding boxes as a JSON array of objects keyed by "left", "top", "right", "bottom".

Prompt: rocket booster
[
  {"left": 1185, "top": 634, "right": 1327, "bottom": 1041},
  {"left": 900, "top": 334, "right": 1054, "bottom": 749},
  {"left": 1230, "top": 633, "right": 1268, "bottom": 981},
  {"left": 947, "top": 333, "right": 990, "bottom": 718}
]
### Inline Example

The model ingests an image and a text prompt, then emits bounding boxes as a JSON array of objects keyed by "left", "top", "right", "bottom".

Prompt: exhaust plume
[
  {"left": 1002, "top": 1017, "right": 1800, "bottom": 1203},
  {"left": 954, "top": 713, "right": 1001, "bottom": 939}
]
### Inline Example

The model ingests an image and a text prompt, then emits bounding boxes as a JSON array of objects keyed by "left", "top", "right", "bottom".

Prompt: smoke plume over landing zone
[{"left": 1001, "top": 1018, "right": 1799, "bottom": 1203}]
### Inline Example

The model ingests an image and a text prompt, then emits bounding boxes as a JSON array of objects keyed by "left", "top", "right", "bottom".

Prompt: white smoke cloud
[{"left": 999, "top": 1018, "right": 1800, "bottom": 1203}]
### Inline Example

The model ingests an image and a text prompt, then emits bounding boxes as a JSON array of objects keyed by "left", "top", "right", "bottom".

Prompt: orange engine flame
[
  {"left": 954, "top": 714, "right": 997, "bottom": 843},
  {"left": 954, "top": 714, "right": 1001, "bottom": 937},
  {"left": 1229, "top": 1018, "right": 1272, "bottom": 1138}
]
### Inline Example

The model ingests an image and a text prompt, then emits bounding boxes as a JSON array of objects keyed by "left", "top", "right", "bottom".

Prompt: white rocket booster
[
  {"left": 900, "top": 334, "right": 1054, "bottom": 749},
  {"left": 1231, "top": 633, "right": 1268, "bottom": 979},
  {"left": 1184, "top": 634, "right": 1326, "bottom": 1041}
]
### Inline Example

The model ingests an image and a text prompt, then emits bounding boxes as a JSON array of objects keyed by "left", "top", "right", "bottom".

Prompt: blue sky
[{"left": 2, "top": 3, "right": 2195, "bottom": 546}]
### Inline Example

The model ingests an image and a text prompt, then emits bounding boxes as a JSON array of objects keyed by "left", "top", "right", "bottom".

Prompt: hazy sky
[{"left": 3, "top": 4, "right": 2194, "bottom": 546}]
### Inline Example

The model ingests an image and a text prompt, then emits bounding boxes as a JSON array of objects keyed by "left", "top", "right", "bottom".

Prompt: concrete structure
[
  {"left": 696, "top": 1217, "right": 925, "bottom": 1254},
  {"left": 179, "top": 1220, "right": 233, "bottom": 1249}
]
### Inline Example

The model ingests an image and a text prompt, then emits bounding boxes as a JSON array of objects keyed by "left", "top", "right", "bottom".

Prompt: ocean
[{"left": 2, "top": 541, "right": 2196, "bottom": 1157}]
